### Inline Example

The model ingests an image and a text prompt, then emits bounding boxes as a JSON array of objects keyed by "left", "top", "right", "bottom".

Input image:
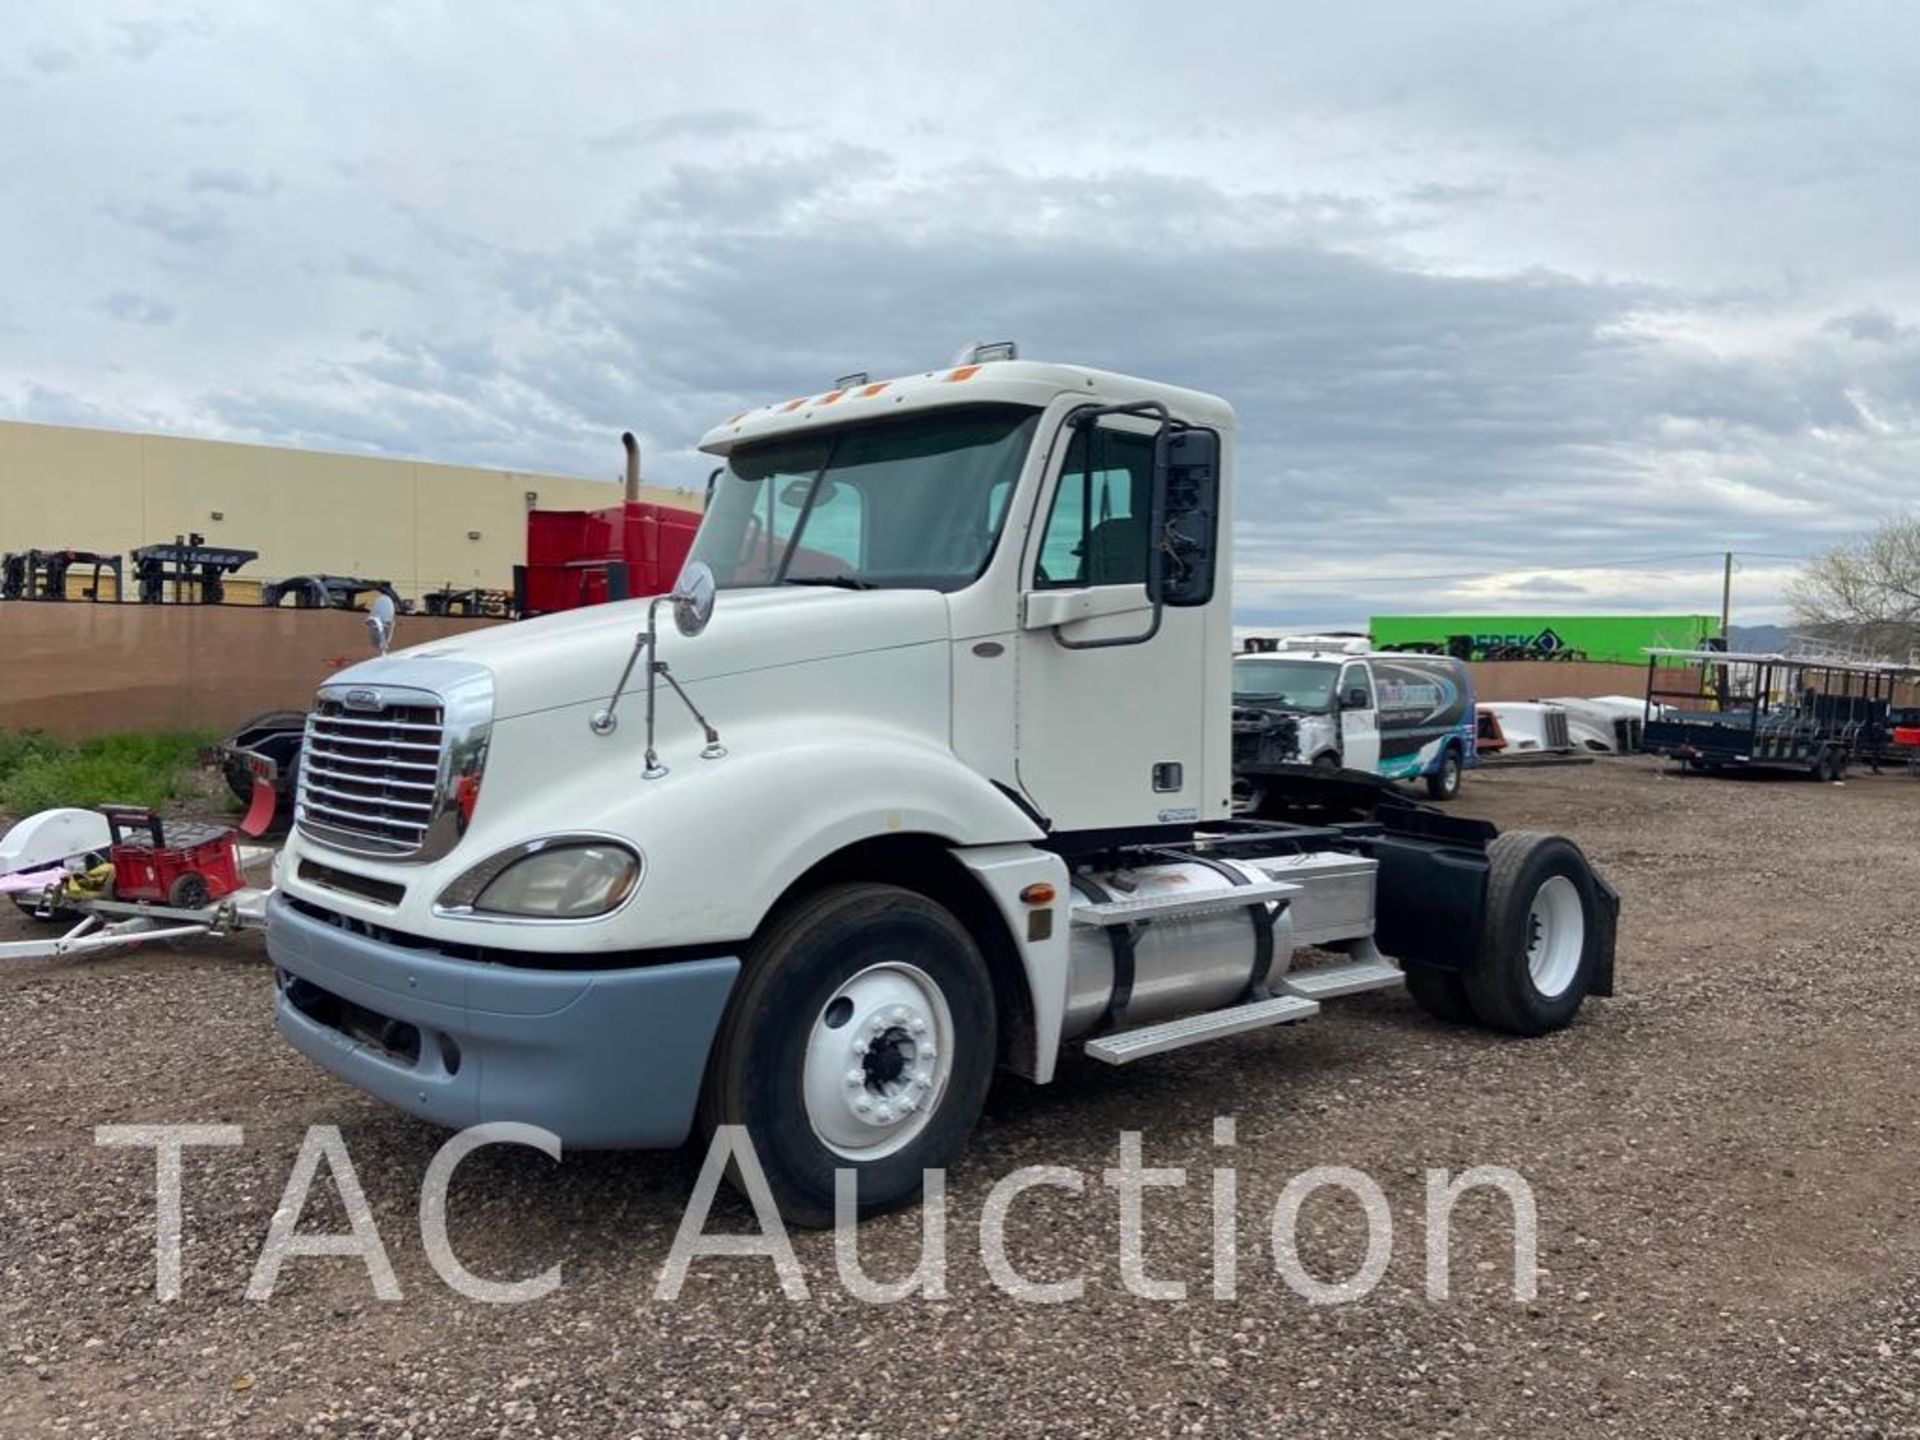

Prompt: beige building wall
[{"left": 0, "top": 419, "right": 702, "bottom": 601}]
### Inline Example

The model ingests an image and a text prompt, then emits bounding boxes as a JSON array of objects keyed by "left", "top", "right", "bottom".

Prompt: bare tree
[{"left": 1785, "top": 515, "right": 1920, "bottom": 659}]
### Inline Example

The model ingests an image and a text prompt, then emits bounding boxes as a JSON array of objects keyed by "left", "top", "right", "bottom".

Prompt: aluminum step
[
  {"left": 1084, "top": 993, "right": 1321, "bottom": 1064},
  {"left": 1071, "top": 878, "right": 1301, "bottom": 928},
  {"left": 1279, "top": 957, "right": 1405, "bottom": 1000}
]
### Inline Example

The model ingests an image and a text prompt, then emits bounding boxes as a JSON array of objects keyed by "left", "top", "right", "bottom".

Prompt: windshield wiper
[{"left": 781, "top": 575, "right": 877, "bottom": 591}]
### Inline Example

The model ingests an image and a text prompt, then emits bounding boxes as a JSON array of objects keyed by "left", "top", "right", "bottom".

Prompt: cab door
[
  {"left": 1013, "top": 415, "right": 1207, "bottom": 835},
  {"left": 1337, "top": 661, "right": 1382, "bottom": 775}
]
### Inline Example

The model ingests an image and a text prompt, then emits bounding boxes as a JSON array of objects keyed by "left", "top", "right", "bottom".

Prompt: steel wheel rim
[
  {"left": 1526, "top": 874, "right": 1585, "bottom": 998},
  {"left": 802, "top": 962, "right": 955, "bottom": 1161}
]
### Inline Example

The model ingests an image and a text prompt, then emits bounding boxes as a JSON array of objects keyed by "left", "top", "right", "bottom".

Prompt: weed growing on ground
[{"left": 0, "top": 730, "right": 213, "bottom": 814}]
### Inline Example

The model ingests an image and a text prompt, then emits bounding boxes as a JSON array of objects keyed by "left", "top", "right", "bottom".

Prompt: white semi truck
[{"left": 267, "top": 349, "right": 1618, "bottom": 1225}]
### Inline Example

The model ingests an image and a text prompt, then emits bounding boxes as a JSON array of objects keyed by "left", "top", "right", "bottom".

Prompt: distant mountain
[{"left": 1728, "top": 623, "right": 1792, "bottom": 652}]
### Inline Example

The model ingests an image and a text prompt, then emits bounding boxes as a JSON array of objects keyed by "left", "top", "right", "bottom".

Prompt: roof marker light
[
  {"left": 859, "top": 382, "right": 890, "bottom": 397},
  {"left": 945, "top": 365, "right": 981, "bottom": 383}
]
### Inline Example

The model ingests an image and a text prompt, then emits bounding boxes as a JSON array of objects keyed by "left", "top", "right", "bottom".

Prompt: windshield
[
  {"left": 1232, "top": 658, "right": 1339, "bottom": 711},
  {"left": 688, "top": 404, "right": 1039, "bottom": 592}
]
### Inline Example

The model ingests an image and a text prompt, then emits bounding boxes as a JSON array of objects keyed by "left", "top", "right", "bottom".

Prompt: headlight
[{"left": 436, "top": 838, "right": 641, "bottom": 919}]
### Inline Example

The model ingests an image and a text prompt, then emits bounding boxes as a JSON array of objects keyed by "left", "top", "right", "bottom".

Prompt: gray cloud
[
  {"left": 187, "top": 166, "right": 279, "bottom": 199},
  {"left": 102, "top": 200, "right": 228, "bottom": 247},
  {"left": 4, "top": 1, "right": 1919, "bottom": 628},
  {"left": 98, "top": 291, "right": 176, "bottom": 326},
  {"left": 587, "top": 109, "right": 763, "bottom": 152},
  {"left": 342, "top": 252, "right": 424, "bottom": 291},
  {"left": 112, "top": 15, "right": 211, "bottom": 63}
]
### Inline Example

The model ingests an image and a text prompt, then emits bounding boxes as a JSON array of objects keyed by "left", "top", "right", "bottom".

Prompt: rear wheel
[
  {"left": 1424, "top": 747, "right": 1463, "bottom": 801},
  {"left": 1462, "top": 832, "right": 1602, "bottom": 1036},
  {"left": 697, "top": 883, "right": 995, "bottom": 1227},
  {"left": 219, "top": 710, "right": 307, "bottom": 806}
]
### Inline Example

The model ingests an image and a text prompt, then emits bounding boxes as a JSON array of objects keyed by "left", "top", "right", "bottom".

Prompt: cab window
[
  {"left": 1034, "top": 425, "right": 1155, "bottom": 588},
  {"left": 1339, "top": 664, "right": 1374, "bottom": 708}
]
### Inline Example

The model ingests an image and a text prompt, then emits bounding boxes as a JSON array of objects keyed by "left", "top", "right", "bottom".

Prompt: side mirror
[
  {"left": 367, "top": 593, "right": 397, "bottom": 655},
  {"left": 670, "top": 560, "right": 717, "bottom": 638},
  {"left": 1153, "top": 428, "right": 1220, "bottom": 608},
  {"left": 1342, "top": 686, "right": 1370, "bottom": 710}
]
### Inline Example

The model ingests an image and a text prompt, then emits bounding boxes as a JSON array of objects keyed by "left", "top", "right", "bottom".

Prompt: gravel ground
[{"left": 3, "top": 758, "right": 1919, "bottom": 1438}]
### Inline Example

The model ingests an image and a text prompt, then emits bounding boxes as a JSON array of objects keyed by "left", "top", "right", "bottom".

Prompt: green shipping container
[{"left": 1368, "top": 615, "right": 1718, "bottom": 664}]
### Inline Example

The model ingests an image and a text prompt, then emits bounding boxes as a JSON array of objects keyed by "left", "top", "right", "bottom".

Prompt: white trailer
[{"left": 264, "top": 349, "right": 1618, "bottom": 1225}]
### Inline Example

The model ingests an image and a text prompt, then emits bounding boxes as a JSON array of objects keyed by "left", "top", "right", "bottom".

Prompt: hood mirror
[
  {"left": 588, "top": 563, "right": 726, "bottom": 775},
  {"left": 367, "top": 593, "right": 396, "bottom": 655},
  {"left": 671, "top": 560, "right": 717, "bottom": 638}
]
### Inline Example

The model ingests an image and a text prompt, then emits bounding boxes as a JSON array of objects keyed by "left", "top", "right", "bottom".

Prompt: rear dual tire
[{"left": 1403, "top": 831, "right": 1602, "bottom": 1036}]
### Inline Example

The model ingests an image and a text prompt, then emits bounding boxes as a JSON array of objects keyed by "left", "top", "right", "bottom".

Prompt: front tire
[
  {"left": 697, "top": 883, "right": 995, "bottom": 1227},
  {"left": 1462, "top": 832, "right": 1602, "bottom": 1036},
  {"left": 1425, "top": 747, "right": 1463, "bottom": 801}
]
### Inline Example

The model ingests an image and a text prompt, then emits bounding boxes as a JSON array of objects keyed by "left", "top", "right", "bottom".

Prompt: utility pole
[{"left": 1720, "top": 550, "right": 1733, "bottom": 643}]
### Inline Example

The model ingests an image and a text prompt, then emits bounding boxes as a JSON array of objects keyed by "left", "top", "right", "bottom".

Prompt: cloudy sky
[{"left": 4, "top": 1, "right": 1917, "bottom": 627}]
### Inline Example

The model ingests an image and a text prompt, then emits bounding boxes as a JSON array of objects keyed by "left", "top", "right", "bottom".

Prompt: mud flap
[
  {"left": 1588, "top": 871, "right": 1619, "bottom": 997},
  {"left": 238, "top": 760, "right": 280, "bottom": 840}
]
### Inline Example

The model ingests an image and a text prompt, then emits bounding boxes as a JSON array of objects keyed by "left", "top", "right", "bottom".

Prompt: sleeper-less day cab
[{"left": 267, "top": 349, "right": 1618, "bottom": 1225}]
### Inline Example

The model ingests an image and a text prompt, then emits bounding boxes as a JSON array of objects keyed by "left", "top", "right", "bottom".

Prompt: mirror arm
[
  {"left": 657, "top": 665, "right": 726, "bottom": 758},
  {"left": 588, "top": 561, "right": 723, "bottom": 773},
  {"left": 641, "top": 596, "right": 667, "bottom": 777},
  {"left": 589, "top": 616, "right": 654, "bottom": 738}
]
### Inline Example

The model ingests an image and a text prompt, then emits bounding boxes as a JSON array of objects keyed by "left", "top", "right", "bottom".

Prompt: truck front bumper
[{"left": 267, "top": 893, "right": 740, "bottom": 1148}]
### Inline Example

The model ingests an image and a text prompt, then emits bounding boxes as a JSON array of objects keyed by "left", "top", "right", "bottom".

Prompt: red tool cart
[{"left": 100, "top": 806, "right": 245, "bottom": 911}]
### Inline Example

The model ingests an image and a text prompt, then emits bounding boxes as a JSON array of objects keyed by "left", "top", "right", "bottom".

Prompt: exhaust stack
[{"left": 622, "top": 431, "right": 641, "bottom": 503}]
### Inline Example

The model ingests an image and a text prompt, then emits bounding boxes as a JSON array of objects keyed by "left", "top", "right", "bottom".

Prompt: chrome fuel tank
[{"left": 1062, "top": 858, "right": 1292, "bottom": 1038}]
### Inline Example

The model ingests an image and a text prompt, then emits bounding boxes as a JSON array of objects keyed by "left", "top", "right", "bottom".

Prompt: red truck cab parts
[{"left": 514, "top": 432, "right": 700, "bottom": 616}]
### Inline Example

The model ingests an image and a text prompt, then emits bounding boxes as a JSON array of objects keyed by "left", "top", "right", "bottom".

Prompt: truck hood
[{"left": 330, "top": 588, "right": 953, "bottom": 720}]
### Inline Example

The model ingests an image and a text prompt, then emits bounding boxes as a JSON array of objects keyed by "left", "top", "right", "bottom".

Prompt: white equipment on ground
[
  {"left": 0, "top": 808, "right": 273, "bottom": 963},
  {"left": 0, "top": 806, "right": 112, "bottom": 879}
]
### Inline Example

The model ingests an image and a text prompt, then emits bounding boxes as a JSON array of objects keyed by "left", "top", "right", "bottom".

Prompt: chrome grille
[
  {"left": 1543, "top": 709, "right": 1572, "bottom": 752},
  {"left": 299, "top": 694, "right": 446, "bottom": 857}
]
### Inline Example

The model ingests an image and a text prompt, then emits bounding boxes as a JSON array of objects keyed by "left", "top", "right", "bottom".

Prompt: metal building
[{"left": 0, "top": 417, "right": 699, "bottom": 604}]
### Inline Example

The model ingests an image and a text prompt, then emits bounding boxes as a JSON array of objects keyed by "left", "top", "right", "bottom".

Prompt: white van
[{"left": 1232, "top": 638, "right": 1478, "bottom": 799}]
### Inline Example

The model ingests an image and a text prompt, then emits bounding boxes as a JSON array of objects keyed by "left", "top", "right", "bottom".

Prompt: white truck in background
[
  {"left": 266, "top": 348, "right": 1618, "bottom": 1226},
  {"left": 1232, "top": 637, "right": 1478, "bottom": 802}
]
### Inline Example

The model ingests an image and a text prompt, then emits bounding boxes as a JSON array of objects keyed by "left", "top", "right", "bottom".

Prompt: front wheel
[
  {"left": 1461, "top": 832, "right": 1603, "bottom": 1036},
  {"left": 697, "top": 883, "right": 996, "bottom": 1227},
  {"left": 1425, "top": 747, "right": 1463, "bottom": 801}
]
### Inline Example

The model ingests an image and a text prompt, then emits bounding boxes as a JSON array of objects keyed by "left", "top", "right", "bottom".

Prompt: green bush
[
  {"left": 0, "top": 730, "right": 66, "bottom": 784},
  {"left": 0, "top": 730, "right": 213, "bottom": 815}
]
